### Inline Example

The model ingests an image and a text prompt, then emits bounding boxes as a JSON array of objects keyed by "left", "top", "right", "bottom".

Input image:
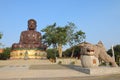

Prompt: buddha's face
[{"left": 28, "top": 20, "right": 36, "bottom": 30}]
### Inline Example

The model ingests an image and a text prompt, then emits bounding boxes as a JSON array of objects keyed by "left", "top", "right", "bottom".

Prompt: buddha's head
[{"left": 28, "top": 19, "right": 37, "bottom": 30}]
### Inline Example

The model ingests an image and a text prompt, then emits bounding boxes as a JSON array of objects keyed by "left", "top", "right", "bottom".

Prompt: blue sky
[{"left": 0, "top": 0, "right": 120, "bottom": 50}]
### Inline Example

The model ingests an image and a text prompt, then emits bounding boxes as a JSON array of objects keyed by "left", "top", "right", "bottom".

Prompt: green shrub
[
  {"left": 58, "top": 61, "right": 62, "bottom": 64},
  {"left": 0, "top": 47, "right": 11, "bottom": 60},
  {"left": 70, "top": 61, "right": 75, "bottom": 65},
  {"left": 99, "top": 62, "right": 106, "bottom": 66},
  {"left": 46, "top": 49, "right": 58, "bottom": 59},
  {"left": 0, "top": 53, "right": 9, "bottom": 60}
]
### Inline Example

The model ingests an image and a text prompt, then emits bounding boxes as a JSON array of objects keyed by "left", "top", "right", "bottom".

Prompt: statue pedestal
[
  {"left": 73, "top": 66, "right": 120, "bottom": 75},
  {"left": 81, "top": 55, "right": 99, "bottom": 68},
  {"left": 10, "top": 49, "right": 47, "bottom": 59}
]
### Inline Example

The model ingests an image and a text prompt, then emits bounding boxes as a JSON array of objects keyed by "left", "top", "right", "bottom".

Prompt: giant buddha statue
[
  {"left": 12, "top": 19, "right": 45, "bottom": 49},
  {"left": 11, "top": 19, "right": 47, "bottom": 59}
]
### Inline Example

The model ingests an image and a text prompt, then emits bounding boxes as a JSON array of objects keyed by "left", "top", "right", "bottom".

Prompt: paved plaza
[{"left": 0, "top": 59, "right": 120, "bottom": 80}]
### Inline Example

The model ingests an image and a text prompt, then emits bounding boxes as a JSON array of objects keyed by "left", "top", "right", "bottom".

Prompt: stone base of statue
[
  {"left": 74, "top": 66, "right": 120, "bottom": 75},
  {"left": 81, "top": 55, "right": 99, "bottom": 68},
  {"left": 76, "top": 55, "right": 120, "bottom": 75},
  {"left": 10, "top": 49, "right": 47, "bottom": 59}
]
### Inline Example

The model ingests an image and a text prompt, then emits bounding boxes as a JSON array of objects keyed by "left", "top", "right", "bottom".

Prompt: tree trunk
[
  {"left": 71, "top": 48, "right": 75, "bottom": 58},
  {"left": 53, "top": 44, "right": 57, "bottom": 59},
  {"left": 58, "top": 44, "right": 62, "bottom": 57}
]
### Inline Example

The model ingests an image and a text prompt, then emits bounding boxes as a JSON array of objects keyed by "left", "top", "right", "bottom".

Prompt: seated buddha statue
[{"left": 12, "top": 19, "right": 46, "bottom": 50}]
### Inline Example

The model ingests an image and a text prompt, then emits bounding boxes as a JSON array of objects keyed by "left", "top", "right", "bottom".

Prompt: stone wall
[{"left": 56, "top": 58, "right": 81, "bottom": 65}]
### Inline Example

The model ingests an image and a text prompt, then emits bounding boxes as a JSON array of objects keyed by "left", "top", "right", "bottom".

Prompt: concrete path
[
  {"left": 22, "top": 74, "right": 120, "bottom": 80},
  {"left": 0, "top": 64, "right": 89, "bottom": 79},
  {"left": 0, "top": 60, "right": 88, "bottom": 79},
  {"left": 0, "top": 60, "right": 120, "bottom": 80}
]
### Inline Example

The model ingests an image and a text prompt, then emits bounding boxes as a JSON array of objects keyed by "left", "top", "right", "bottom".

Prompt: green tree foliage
[
  {"left": 107, "top": 45, "right": 120, "bottom": 64},
  {"left": 0, "top": 32, "right": 3, "bottom": 47},
  {"left": 65, "top": 22, "right": 86, "bottom": 44},
  {"left": 46, "top": 48, "right": 58, "bottom": 59},
  {"left": 0, "top": 32, "right": 3, "bottom": 39},
  {"left": 63, "top": 49, "right": 71, "bottom": 57},
  {"left": 41, "top": 23, "right": 69, "bottom": 57},
  {"left": 63, "top": 45, "right": 81, "bottom": 58},
  {"left": 55, "top": 27, "right": 68, "bottom": 57},
  {"left": 41, "top": 23, "right": 57, "bottom": 48},
  {"left": 66, "top": 22, "right": 86, "bottom": 57},
  {"left": 41, "top": 22, "right": 86, "bottom": 58},
  {"left": 56, "top": 26, "right": 68, "bottom": 45},
  {"left": 0, "top": 47, "right": 11, "bottom": 60}
]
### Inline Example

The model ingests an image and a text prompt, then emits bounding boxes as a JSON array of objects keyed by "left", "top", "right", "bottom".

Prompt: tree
[
  {"left": 0, "top": 32, "right": 2, "bottom": 39},
  {"left": 55, "top": 27, "right": 68, "bottom": 57},
  {"left": 0, "top": 47, "right": 11, "bottom": 60},
  {"left": 41, "top": 23, "right": 68, "bottom": 57},
  {"left": 41, "top": 22, "right": 86, "bottom": 58},
  {"left": 0, "top": 32, "right": 3, "bottom": 48},
  {"left": 63, "top": 45, "right": 81, "bottom": 58},
  {"left": 41, "top": 23, "right": 57, "bottom": 48},
  {"left": 66, "top": 23, "right": 86, "bottom": 57},
  {"left": 107, "top": 44, "right": 120, "bottom": 64},
  {"left": 46, "top": 48, "right": 59, "bottom": 59}
]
